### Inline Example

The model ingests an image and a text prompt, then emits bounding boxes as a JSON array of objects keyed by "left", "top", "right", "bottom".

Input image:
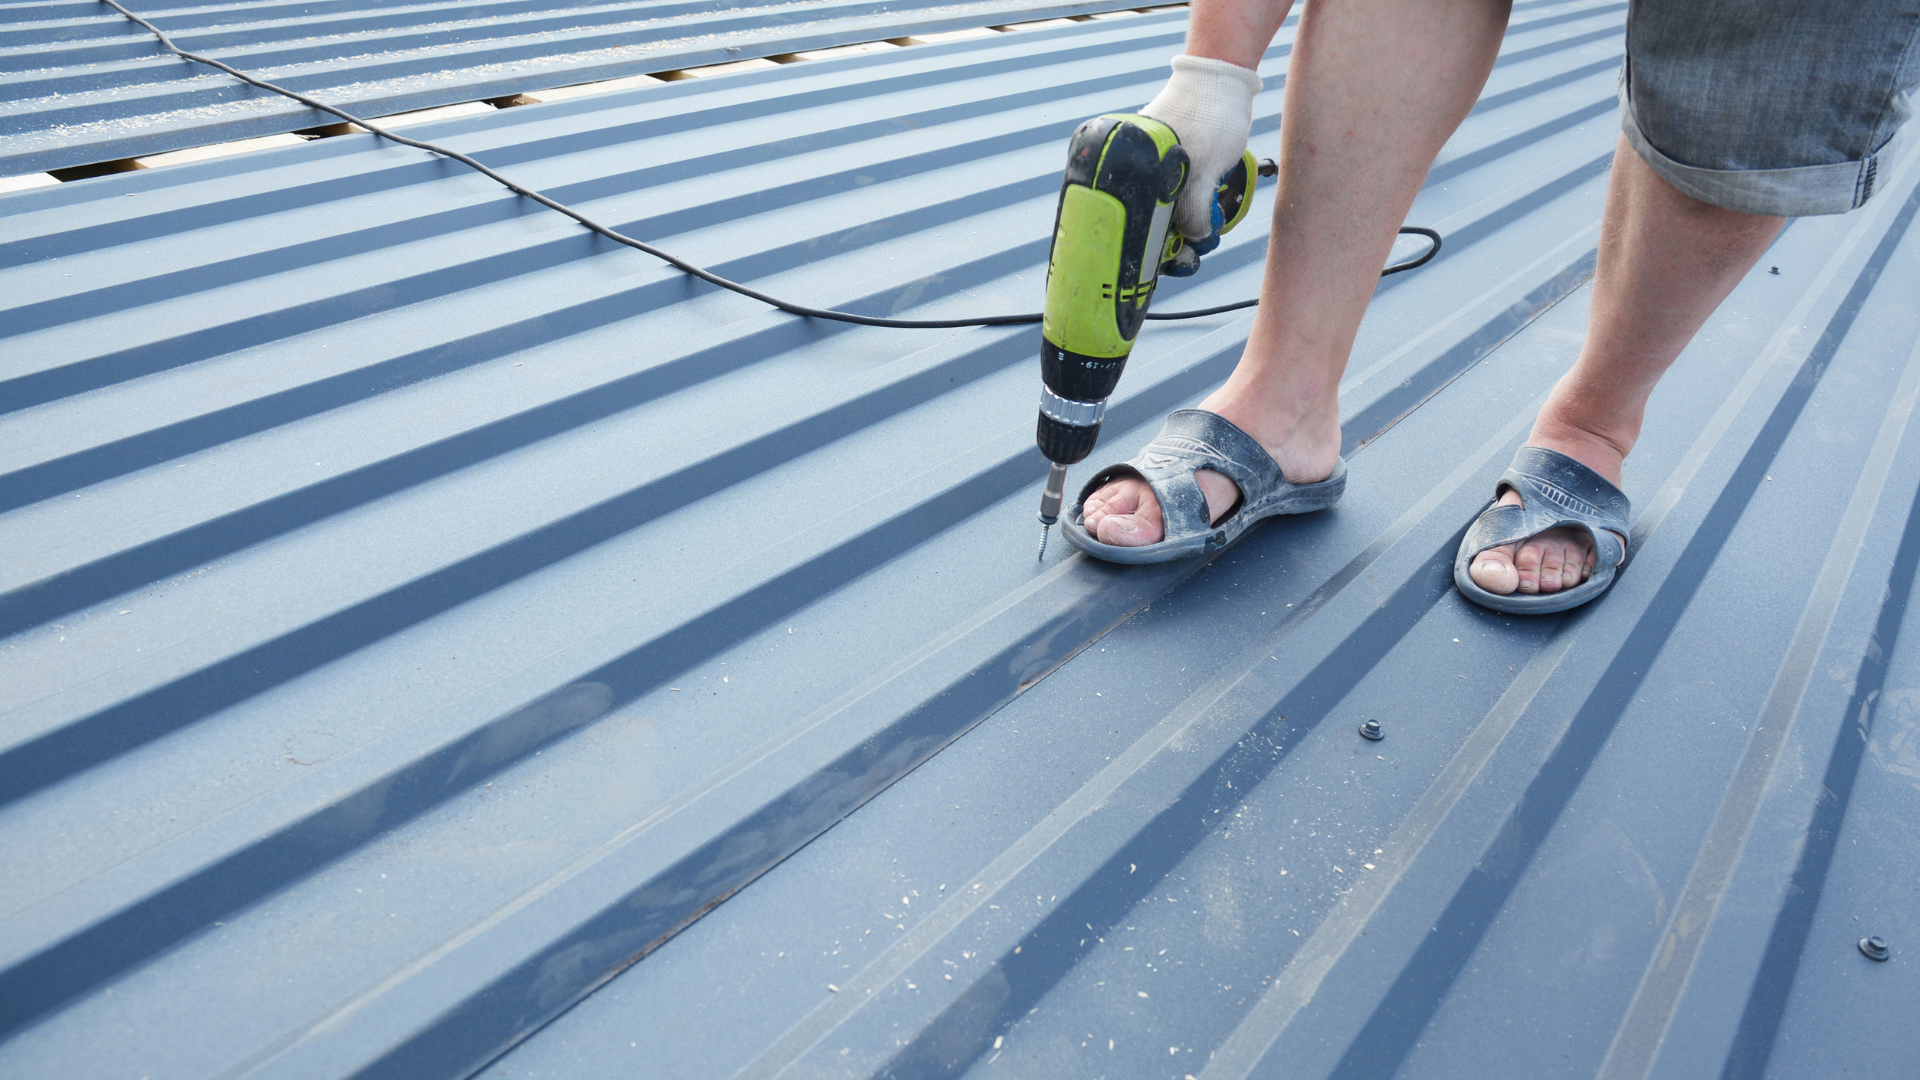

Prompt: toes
[
  {"left": 1553, "top": 531, "right": 1598, "bottom": 592},
  {"left": 1565, "top": 541, "right": 1595, "bottom": 587},
  {"left": 1511, "top": 536, "right": 1543, "bottom": 594},
  {"left": 1083, "top": 477, "right": 1163, "bottom": 546},
  {"left": 1504, "top": 528, "right": 1599, "bottom": 595},
  {"left": 1469, "top": 544, "right": 1520, "bottom": 595},
  {"left": 1083, "top": 478, "right": 1145, "bottom": 533},
  {"left": 1475, "top": 489, "right": 1531, "bottom": 594},
  {"left": 1096, "top": 513, "right": 1159, "bottom": 546},
  {"left": 1536, "top": 541, "right": 1568, "bottom": 594}
]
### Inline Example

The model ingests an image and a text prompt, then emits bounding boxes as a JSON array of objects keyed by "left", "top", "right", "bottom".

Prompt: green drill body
[{"left": 1034, "top": 113, "right": 1260, "bottom": 554}]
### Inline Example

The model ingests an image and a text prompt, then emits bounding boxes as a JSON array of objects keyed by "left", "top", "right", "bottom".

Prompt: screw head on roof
[
  {"left": 1359, "top": 719, "right": 1384, "bottom": 741},
  {"left": 1769, "top": 266, "right": 1780, "bottom": 274},
  {"left": 1860, "top": 936, "right": 1891, "bottom": 962}
]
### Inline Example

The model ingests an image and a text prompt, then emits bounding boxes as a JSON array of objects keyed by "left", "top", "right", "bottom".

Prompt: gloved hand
[{"left": 1140, "top": 54, "right": 1265, "bottom": 245}]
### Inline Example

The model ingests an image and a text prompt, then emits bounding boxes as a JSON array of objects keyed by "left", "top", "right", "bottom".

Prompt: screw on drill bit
[{"left": 1037, "top": 523, "right": 1052, "bottom": 560}]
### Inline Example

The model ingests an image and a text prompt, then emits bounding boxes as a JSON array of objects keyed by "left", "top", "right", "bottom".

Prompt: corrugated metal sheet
[
  {"left": 1, "top": 0, "right": 1157, "bottom": 175},
  {"left": 4, "top": 2, "right": 1917, "bottom": 1078}
]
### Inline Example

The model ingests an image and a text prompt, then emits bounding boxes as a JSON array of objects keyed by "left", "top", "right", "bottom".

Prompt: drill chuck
[{"left": 1036, "top": 385, "right": 1107, "bottom": 465}]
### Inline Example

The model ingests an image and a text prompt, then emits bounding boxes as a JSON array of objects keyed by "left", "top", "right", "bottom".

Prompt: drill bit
[{"left": 1036, "top": 462, "right": 1068, "bottom": 560}]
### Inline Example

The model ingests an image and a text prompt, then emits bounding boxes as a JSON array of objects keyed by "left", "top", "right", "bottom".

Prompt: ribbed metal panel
[
  {"left": 4, "top": 2, "right": 1916, "bottom": 1078},
  {"left": 0, "top": 0, "right": 1156, "bottom": 175}
]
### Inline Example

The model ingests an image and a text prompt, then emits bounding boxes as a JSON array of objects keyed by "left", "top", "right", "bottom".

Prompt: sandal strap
[
  {"left": 1144, "top": 410, "right": 1282, "bottom": 495},
  {"left": 1465, "top": 446, "right": 1631, "bottom": 567}
]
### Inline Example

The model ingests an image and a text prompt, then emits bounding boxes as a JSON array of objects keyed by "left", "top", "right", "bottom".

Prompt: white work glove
[{"left": 1140, "top": 54, "right": 1265, "bottom": 244}]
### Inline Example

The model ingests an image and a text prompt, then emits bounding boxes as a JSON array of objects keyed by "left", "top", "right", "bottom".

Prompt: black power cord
[{"left": 100, "top": 0, "right": 1440, "bottom": 328}]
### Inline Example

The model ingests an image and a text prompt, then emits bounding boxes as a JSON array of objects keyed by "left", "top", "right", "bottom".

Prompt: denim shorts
[{"left": 1621, "top": 0, "right": 1920, "bottom": 216}]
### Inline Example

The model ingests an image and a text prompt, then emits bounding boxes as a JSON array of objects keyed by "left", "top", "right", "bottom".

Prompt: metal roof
[
  {"left": 4, "top": 2, "right": 1918, "bottom": 1078},
  {"left": 2, "top": 0, "right": 1157, "bottom": 175}
]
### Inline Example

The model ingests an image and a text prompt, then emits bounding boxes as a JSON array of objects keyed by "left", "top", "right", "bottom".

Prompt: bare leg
[
  {"left": 1083, "top": 0, "right": 1513, "bottom": 546},
  {"left": 1467, "top": 137, "right": 1785, "bottom": 595}
]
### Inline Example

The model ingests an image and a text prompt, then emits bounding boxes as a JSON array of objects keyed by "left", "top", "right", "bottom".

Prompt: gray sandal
[
  {"left": 1453, "top": 446, "right": 1630, "bottom": 614},
  {"left": 1060, "top": 409, "right": 1346, "bottom": 564}
]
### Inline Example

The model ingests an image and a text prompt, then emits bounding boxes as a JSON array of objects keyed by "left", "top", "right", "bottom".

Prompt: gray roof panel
[
  {"left": 3, "top": 2, "right": 1916, "bottom": 1078},
  {"left": 1, "top": 0, "right": 1167, "bottom": 174}
]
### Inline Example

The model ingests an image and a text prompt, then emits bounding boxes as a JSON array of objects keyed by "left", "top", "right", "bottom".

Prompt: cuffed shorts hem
[{"left": 1620, "top": 90, "right": 1902, "bottom": 217}]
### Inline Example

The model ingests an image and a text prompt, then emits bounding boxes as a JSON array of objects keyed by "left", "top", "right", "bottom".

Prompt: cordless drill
[{"left": 1034, "top": 113, "right": 1260, "bottom": 557}]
